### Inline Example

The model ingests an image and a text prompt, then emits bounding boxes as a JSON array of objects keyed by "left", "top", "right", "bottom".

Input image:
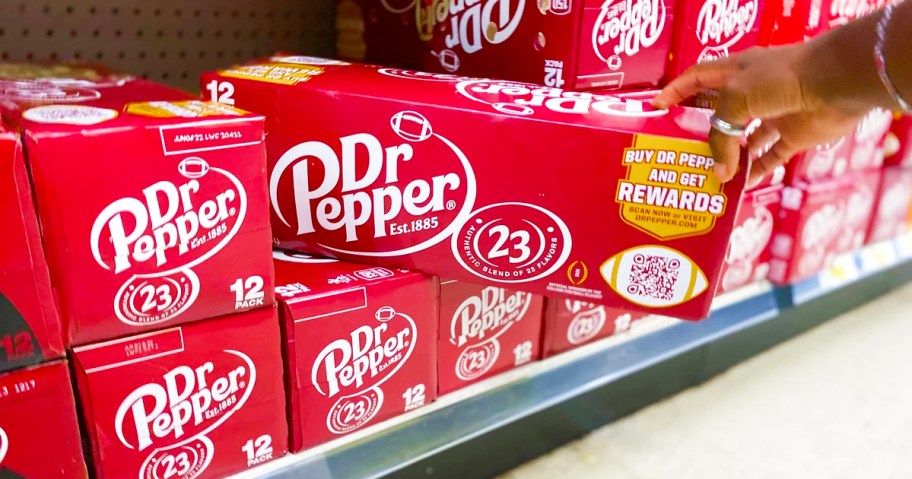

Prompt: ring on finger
[{"left": 710, "top": 115, "right": 747, "bottom": 137}]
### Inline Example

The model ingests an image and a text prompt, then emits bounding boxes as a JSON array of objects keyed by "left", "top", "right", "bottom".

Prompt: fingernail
[
  {"left": 714, "top": 163, "right": 730, "bottom": 181},
  {"left": 651, "top": 98, "right": 667, "bottom": 109},
  {"left": 746, "top": 175, "right": 762, "bottom": 189}
]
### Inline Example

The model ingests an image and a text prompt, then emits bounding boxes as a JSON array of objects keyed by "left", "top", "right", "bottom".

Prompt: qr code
[{"left": 627, "top": 254, "right": 680, "bottom": 300}]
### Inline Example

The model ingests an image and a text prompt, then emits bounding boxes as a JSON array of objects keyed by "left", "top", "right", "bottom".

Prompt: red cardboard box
[
  {"left": 15, "top": 70, "right": 273, "bottom": 345},
  {"left": 719, "top": 184, "right": 782, "bottom": 292},
  {"left": 850, "top": 108, "right": 892, "bottom": 172},
  {"left": 438, "top": 280, "right": 543, "bottom": 395},
  {"left": 542, "top": 300, "right": 645, "bottom": 357},
  {"left": 785, "top": 109, "right": 889, "bottom": 184},
  {"left": 72, "top": 308, "right": 288, "bottom": 479},
  {"left": 884, "top": 114, "right": 912, "bottom": 167},
  {"left": 745, "top": 164, "right": 785, "bottom": 192},
  {"left": 334, "top": 0, "right": 425, "bottom": 70},
  {"left": 769, "top": 170, "right": 881, "bottom": 284},
  {"left": 838, "top": 171, "right": 882, "bottom": 253},
  {"left": 337, "top": 0, "right": 675, "bottom": 90},
  {"left": 0, "top": 125, "right": 64, "bottom": 372},
  {"left": 204, "top": 57, "right": 749, "bottom": 320},
  {"left": 867, "top": 165, "right": 912, "bottom": 244},
  {"left": 769, "top": 180, "right": 842, "bottom": 284},
  {"left": 667, "top": 0, "right": 767, "bottom": 78},
  {"left": 273, "top": 250, "right": 438, "bottom": 452},
  {"left": 768, "top": 0, "right": 887, "bottom": 44},
  {"left": 784, "top": 136, "right": 855, "bottom": 184},
  {"left": 0, "top": 63, "right": 189, "bottom": 127},
  {"left": 0, "top": 361, "right": 87, "bottom": 478}
]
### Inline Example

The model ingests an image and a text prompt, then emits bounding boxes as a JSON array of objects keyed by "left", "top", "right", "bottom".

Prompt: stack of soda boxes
[
  {"left": 334, "top": 0, "right": 912, "bottom": 288},
  {"left": 263, "top": 0, "right": 782, "bottom": 376},
  {"left": 203, "top": 43, "right": 751, "bottom": 450},
  {"left": 0, "top": 101, "right": 85, "bottom": 478},
  {"left": 0, "top": 66, "right": 289, "bottom": 478},
  {"left": 761, "top": 0, "right": 912, "bottom": 284},
  {"left": 3, "top": 0, "right": 912, "bottom": 476}
]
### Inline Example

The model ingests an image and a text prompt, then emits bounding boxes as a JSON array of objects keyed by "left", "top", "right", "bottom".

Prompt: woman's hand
[{"left": 653, "top": 44, "right": 868, "bottom": 183}]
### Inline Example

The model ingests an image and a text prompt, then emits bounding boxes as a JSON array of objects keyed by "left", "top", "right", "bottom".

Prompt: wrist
[{"left": 881, "top": 2, "right": 912, "bottom": 111}]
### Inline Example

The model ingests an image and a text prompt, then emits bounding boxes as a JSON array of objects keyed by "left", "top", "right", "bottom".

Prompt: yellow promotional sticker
[
  {"left": 615, "top": 134, "right": 728, "bottom": 241},
  {"left": 125, "top": 101, "right": 247, "bottom": 118},
  {"left": 217, "top": 62, "right": 325, "bottom": 86}
]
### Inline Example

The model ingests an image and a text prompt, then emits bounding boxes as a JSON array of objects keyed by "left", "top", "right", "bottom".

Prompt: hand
[{"left": 653, "top": 44, "right": 869, "bottom": 183}]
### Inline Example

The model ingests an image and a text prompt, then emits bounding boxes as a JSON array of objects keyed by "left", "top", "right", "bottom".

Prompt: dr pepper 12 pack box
[
  {"left": 2, "top": 64, "right": 275, "bottom": 345},
  {"left": 203, "top": 55, "right": 748, "bottom": 319}
]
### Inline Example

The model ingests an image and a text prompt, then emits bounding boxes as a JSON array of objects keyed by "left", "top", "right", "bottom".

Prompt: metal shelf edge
[{"left": 236, "top": 242, "right": 912, "bottom": 479}]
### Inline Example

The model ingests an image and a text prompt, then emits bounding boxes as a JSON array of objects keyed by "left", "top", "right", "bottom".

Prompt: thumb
[{"left": 708, "top": 86, "right": 753, "bottom": 182}]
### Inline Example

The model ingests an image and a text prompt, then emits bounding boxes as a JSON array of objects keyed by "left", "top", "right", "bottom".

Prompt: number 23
[{"left": 487, "top": 225, "right": 531, "bottom": 264}]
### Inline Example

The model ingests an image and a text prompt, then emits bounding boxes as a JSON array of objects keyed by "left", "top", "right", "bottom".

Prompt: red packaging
[
  {"left": 204, "top": 57, "right": 749, "bottom": 320},
  {"left": 718, "top": 184, "right": 782, "bottom": 292},
  {"left": 786, "top": 109, "right": 891, "bottom": 184},
  {"left": 769, "top": 180, "right": 841, "bottom": 284},
  {"left": 867, "top": 165, "right": 912, "bottom": 244},
  {"left": 0, "top": 361, "right": 87, "bottom": 478},
  {"left": 769, "top": 170, "right": 881, "bottom": 284},
  {"left": 17, "top": 74, "right": 273, "bottom": 345},
  {"left": 338, "top": 0, "right": 674, "bottom": 90},
  {"left": 837, "top": 171, "right": 882, "bottom": 253},
  {"left": 768, "top": 0, "right": 887, "bottom": 44},
  {"left": 0, "top": 125, "right": 64, "bottom": 372},
  {"left": 756, "top": 0, "right": 783, "bottom": 45},
  {"left": 438, "top": 280, "right": 543, "bottom": 395},
  {"left": 748, "top": 164, "right": 786, "bottom": 191},
  {"left": 579, "top": 0, "right": 676, "bottom": 89},
  {"left": 273, "top": 250, "right": 438, "bottom": 452},
  {"left": 884, "top": 114, "right": 912, "bottom": 167},
  {"left": 666, "top": 0, "right": 767, "bottom": 78},
  {"left": 541, "top": 300, "right": 645, "bottom": 357},
  {"left": 784, "top": 136, "right": 855, "bottom": 184},
  {"left": 0, "top": 63, "right": 190, "bottom": 128},
  {"left": 334, "top": 0, "right": 425, "bottom": 70},
  {"left": 72, "top": 308, "right": 288, "bottom": 479},
  {"left": 850, "top": 108, "right": 892, "bottom": 171}
]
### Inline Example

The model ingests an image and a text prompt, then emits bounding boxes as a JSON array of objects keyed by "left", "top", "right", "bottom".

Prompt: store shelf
[
  {"left": 0, "top": 0, "right": 334, "bottom": 91},
  {"left": 232, "top": 242, "right": 912, "bottom": 479},
  {"left": 785, "top": 236, "right": 912, "bottom": 305}
]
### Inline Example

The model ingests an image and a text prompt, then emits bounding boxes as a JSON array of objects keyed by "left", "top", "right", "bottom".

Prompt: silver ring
[{"left": 710, "top": 115, "right": 747, "bottom": 137}]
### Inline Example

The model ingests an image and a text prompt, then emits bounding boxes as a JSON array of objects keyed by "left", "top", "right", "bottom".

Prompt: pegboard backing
[{"left": 0, "top": 0, "right": 335, "bottom": 91}]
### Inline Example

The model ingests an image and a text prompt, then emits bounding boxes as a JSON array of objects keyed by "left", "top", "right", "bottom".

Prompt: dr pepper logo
[
  {"left": 312, "top": 306, "right": 418, "bottom": 434},
  {"left": 722, "top": 205, "right": 772, "bottom": 290},
  {"left": 270, "top": 110, "right": 476, "bottom": 257},
  {"left": 451, "top": 287, "right": 532, "bottom": 380},
  {"left": 382, "top": 0, "right": 525, "bottom": 58},
  {"left": 725, "top": 205, "right": 773, "bottom": 266},
  {"left": 90, "top": 157, "right": 247, "bottom": 326},
  {"left": 696, "top": 0, "right": 757, "bottom": 48},
  {"left": 452, "top": 287, "right": 531, "bottom": 347},
  {"left": 455, "top": 79, "right": 667, "bottom": 117},
  {"left": 565, "top": 301, "right": 609, "bottom": 345},
  {"left": 593, "top": 0, "right": 667, "bottom": 67},
  {"left": 114, "top": 350, "right": 255, "bottom": 479},
  {"left": 114, "top": 351, "right": 255, "bottom": 450}
]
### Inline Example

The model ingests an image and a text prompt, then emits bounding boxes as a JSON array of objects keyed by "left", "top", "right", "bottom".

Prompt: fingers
[
  {"left": 747, "top": 120, "right": 780, "bottom": 156},
  {"left": 707, "top": 83, "right": 755, "bottom": 182},
  {"left": 707, "top": 129, "right": 742, "bottom": 182},
  {"left": 652, "top": 58, "right": 739, "bottom": 109},
  {"left": 750, "top": 139, "right": 798, "bottom": 183},
  {"left": 653, "top": 45, "right": 811, "bottom": 183}
]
